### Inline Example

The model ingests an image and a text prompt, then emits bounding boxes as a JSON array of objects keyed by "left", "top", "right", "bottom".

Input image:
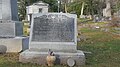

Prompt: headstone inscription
[
  {"left": 32, "top": 14, "right": 74, "bottom": 42},
  {"left": 29, "top": 13, "right": 77, "bottom": 51}
]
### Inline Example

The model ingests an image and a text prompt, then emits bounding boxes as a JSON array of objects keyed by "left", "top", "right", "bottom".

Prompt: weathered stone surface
[
  {"left": 67, "top": 58, "right": 75, "bottom": 66},
  {"left": 19, "top": 13, "right": 85, "bottom": 66},
  {"left": 103, "top": 0, "right": 111, "bottom": 17},
  {"left": 0, "top": 37, "right": 29, "bottom": 52},
  {"left": 0, "top": 0, "right": 18, "bottom": 21},
  {"left": 19, "top": 49, "right": 85, "bottom": 66},
  {"left": 0, "top": 0, "right": 26, "bottom": 53},
  {"left": 0, "top": 21, "right": 23, "bottom": 37},
  {"left": 0, "top": 45, "right": 7, "bottom": 53},
  {"left": 29, "top": 13, "right": 77, "bottom": 51}
]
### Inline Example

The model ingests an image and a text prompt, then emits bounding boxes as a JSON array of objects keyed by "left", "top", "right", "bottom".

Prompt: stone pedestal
[
  {"left": 0, "top": 21, "right": 23, "bottom": 37},
  {"left": 0, "top": 0, "right": 28, "bottom": 53},
  {"left": 0, "top": 0, "right": 18, "bottom": 20},
  {"left": 19, "top": 49, "right": 85, "bottom": 66},
  {"left": 0, "top": 37, "right": 29, "bottom": 52}
]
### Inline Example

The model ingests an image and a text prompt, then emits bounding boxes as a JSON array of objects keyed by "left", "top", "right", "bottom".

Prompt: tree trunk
[
  {"left": 65, "top": 3, "right": 67, "bottom": 13},
  {"left": 81, "top": 2, "right": 85, "bottom": 15},
  {"left": 103, "top": 0, "right": 111, "bottom": 17}
]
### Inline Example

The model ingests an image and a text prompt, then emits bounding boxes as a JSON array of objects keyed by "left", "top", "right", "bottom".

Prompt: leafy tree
[
  {"left": 18, "top": 0, "right": 27, "bottom": 20},
  {"left": 111, "top": 0, "right": 120, "bottom": 15},
  {"left": 67, "top": 0, "right": 81, "bottom": 16},
  {"left": 42, "top": 0, "right": 58, "bottom": 12},
  {"left": 67, "top": 0, "right": 106, "bottom": 17}
]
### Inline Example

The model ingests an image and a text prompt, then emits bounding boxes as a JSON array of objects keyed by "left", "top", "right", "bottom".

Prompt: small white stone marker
[{"left": 67, "top": 58, "right": 75, "bottom": 67}]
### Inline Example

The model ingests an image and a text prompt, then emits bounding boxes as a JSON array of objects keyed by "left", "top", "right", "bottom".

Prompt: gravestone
[
  {"left": 0, "top": 0, "right": 22, "bottom": 37},
  {"left": 26, "top": 1, "right": 48, "bottom": 22},
  {"left": 103, "top": 0, "right": 111, "bottom": 18},
  {"left": 19, "top": 13, "right": 85, "bottom": 66},
  {"left": 29, "top": 13, "right": 76, "bottom": 51},
  {"left": 0, "top": 0, "right": 18, "bottom": 20},
  {"left": 0, "top": 0, "right": 29, "bottom": 52}
]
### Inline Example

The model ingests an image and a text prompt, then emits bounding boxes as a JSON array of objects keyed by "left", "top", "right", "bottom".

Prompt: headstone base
[
  {"left": 19, "top": 49, "right": 85, "bottom": 66},
  {"left": 0, "top": 37, "right": 29, "bottom": 52}
]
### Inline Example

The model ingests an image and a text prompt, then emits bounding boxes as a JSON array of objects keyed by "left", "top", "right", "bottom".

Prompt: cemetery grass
[
  {"left": 0, "top": 27, "right": 119, "bottom": 67},
  {"left": 78, "top": 28, "right": 120, "bottom": 67}
]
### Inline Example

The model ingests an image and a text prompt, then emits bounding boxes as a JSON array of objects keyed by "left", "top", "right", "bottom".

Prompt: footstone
[
  {"left": 0, "top": 37, "right": 29, "bottom": 52},
  {"left": 19, "top": 49, "right": 85, "bottom": 66},
  {"left": 0, "top": 45, "right": 7, "bottom": 53}
]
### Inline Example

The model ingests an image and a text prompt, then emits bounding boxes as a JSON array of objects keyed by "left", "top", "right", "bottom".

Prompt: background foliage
[{"left": 18, "top": 0, "right": 120, "bottom": 20}]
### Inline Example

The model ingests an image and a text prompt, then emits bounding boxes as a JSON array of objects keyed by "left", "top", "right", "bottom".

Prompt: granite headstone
[
  {"left": 29, "top": 13, "right": 77, "bottom": 51},
  {"left": 19, "top": 13, "right": 85, "bottom": 66}
]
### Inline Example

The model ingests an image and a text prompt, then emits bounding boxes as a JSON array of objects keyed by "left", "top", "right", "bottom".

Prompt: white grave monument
[{"left": 26, "top": 1, "right": 48, "bottom": 22}]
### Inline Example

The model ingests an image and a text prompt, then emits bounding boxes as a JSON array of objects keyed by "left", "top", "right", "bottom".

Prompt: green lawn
[
  {"left": 0, "top": 26, "right": 119, "bottom": 67},
  {"left": 78, "top": 28, "right": 120, "bottom": 67}
]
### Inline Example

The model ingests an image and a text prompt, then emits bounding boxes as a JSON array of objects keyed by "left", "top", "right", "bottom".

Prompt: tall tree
[
  {"left": 67, "top": 0, "right": 106, "bottom": 17},
  {"left": 42, "top": 0, "right": 58, "bottom": 12},
  {"left": 18, "top": 0, "right": 27, "bottom": 20}
]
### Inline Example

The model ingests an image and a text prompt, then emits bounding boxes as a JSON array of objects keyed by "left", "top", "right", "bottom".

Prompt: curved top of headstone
[{"left": 0, "top": 0, "right": 19, "bottom": 21}]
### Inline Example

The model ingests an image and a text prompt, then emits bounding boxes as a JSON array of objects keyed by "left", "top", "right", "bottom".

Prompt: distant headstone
[
  {"left": 103, "top": 0, "right": 111, "bottom": 18},
  {"left": 26, "top": 1, "right": 48, "bottom": 22},
  {"left": 114, "top": 28, "right": 120, "bottom": 31}
]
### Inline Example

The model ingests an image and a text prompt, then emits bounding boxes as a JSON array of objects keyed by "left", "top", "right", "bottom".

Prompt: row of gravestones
[
  {"left": 0, "top": 0, "right": 85, "bottom": 66},
  {"left": 0, "top": 0, "right": 80, "bottom": 53}
]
